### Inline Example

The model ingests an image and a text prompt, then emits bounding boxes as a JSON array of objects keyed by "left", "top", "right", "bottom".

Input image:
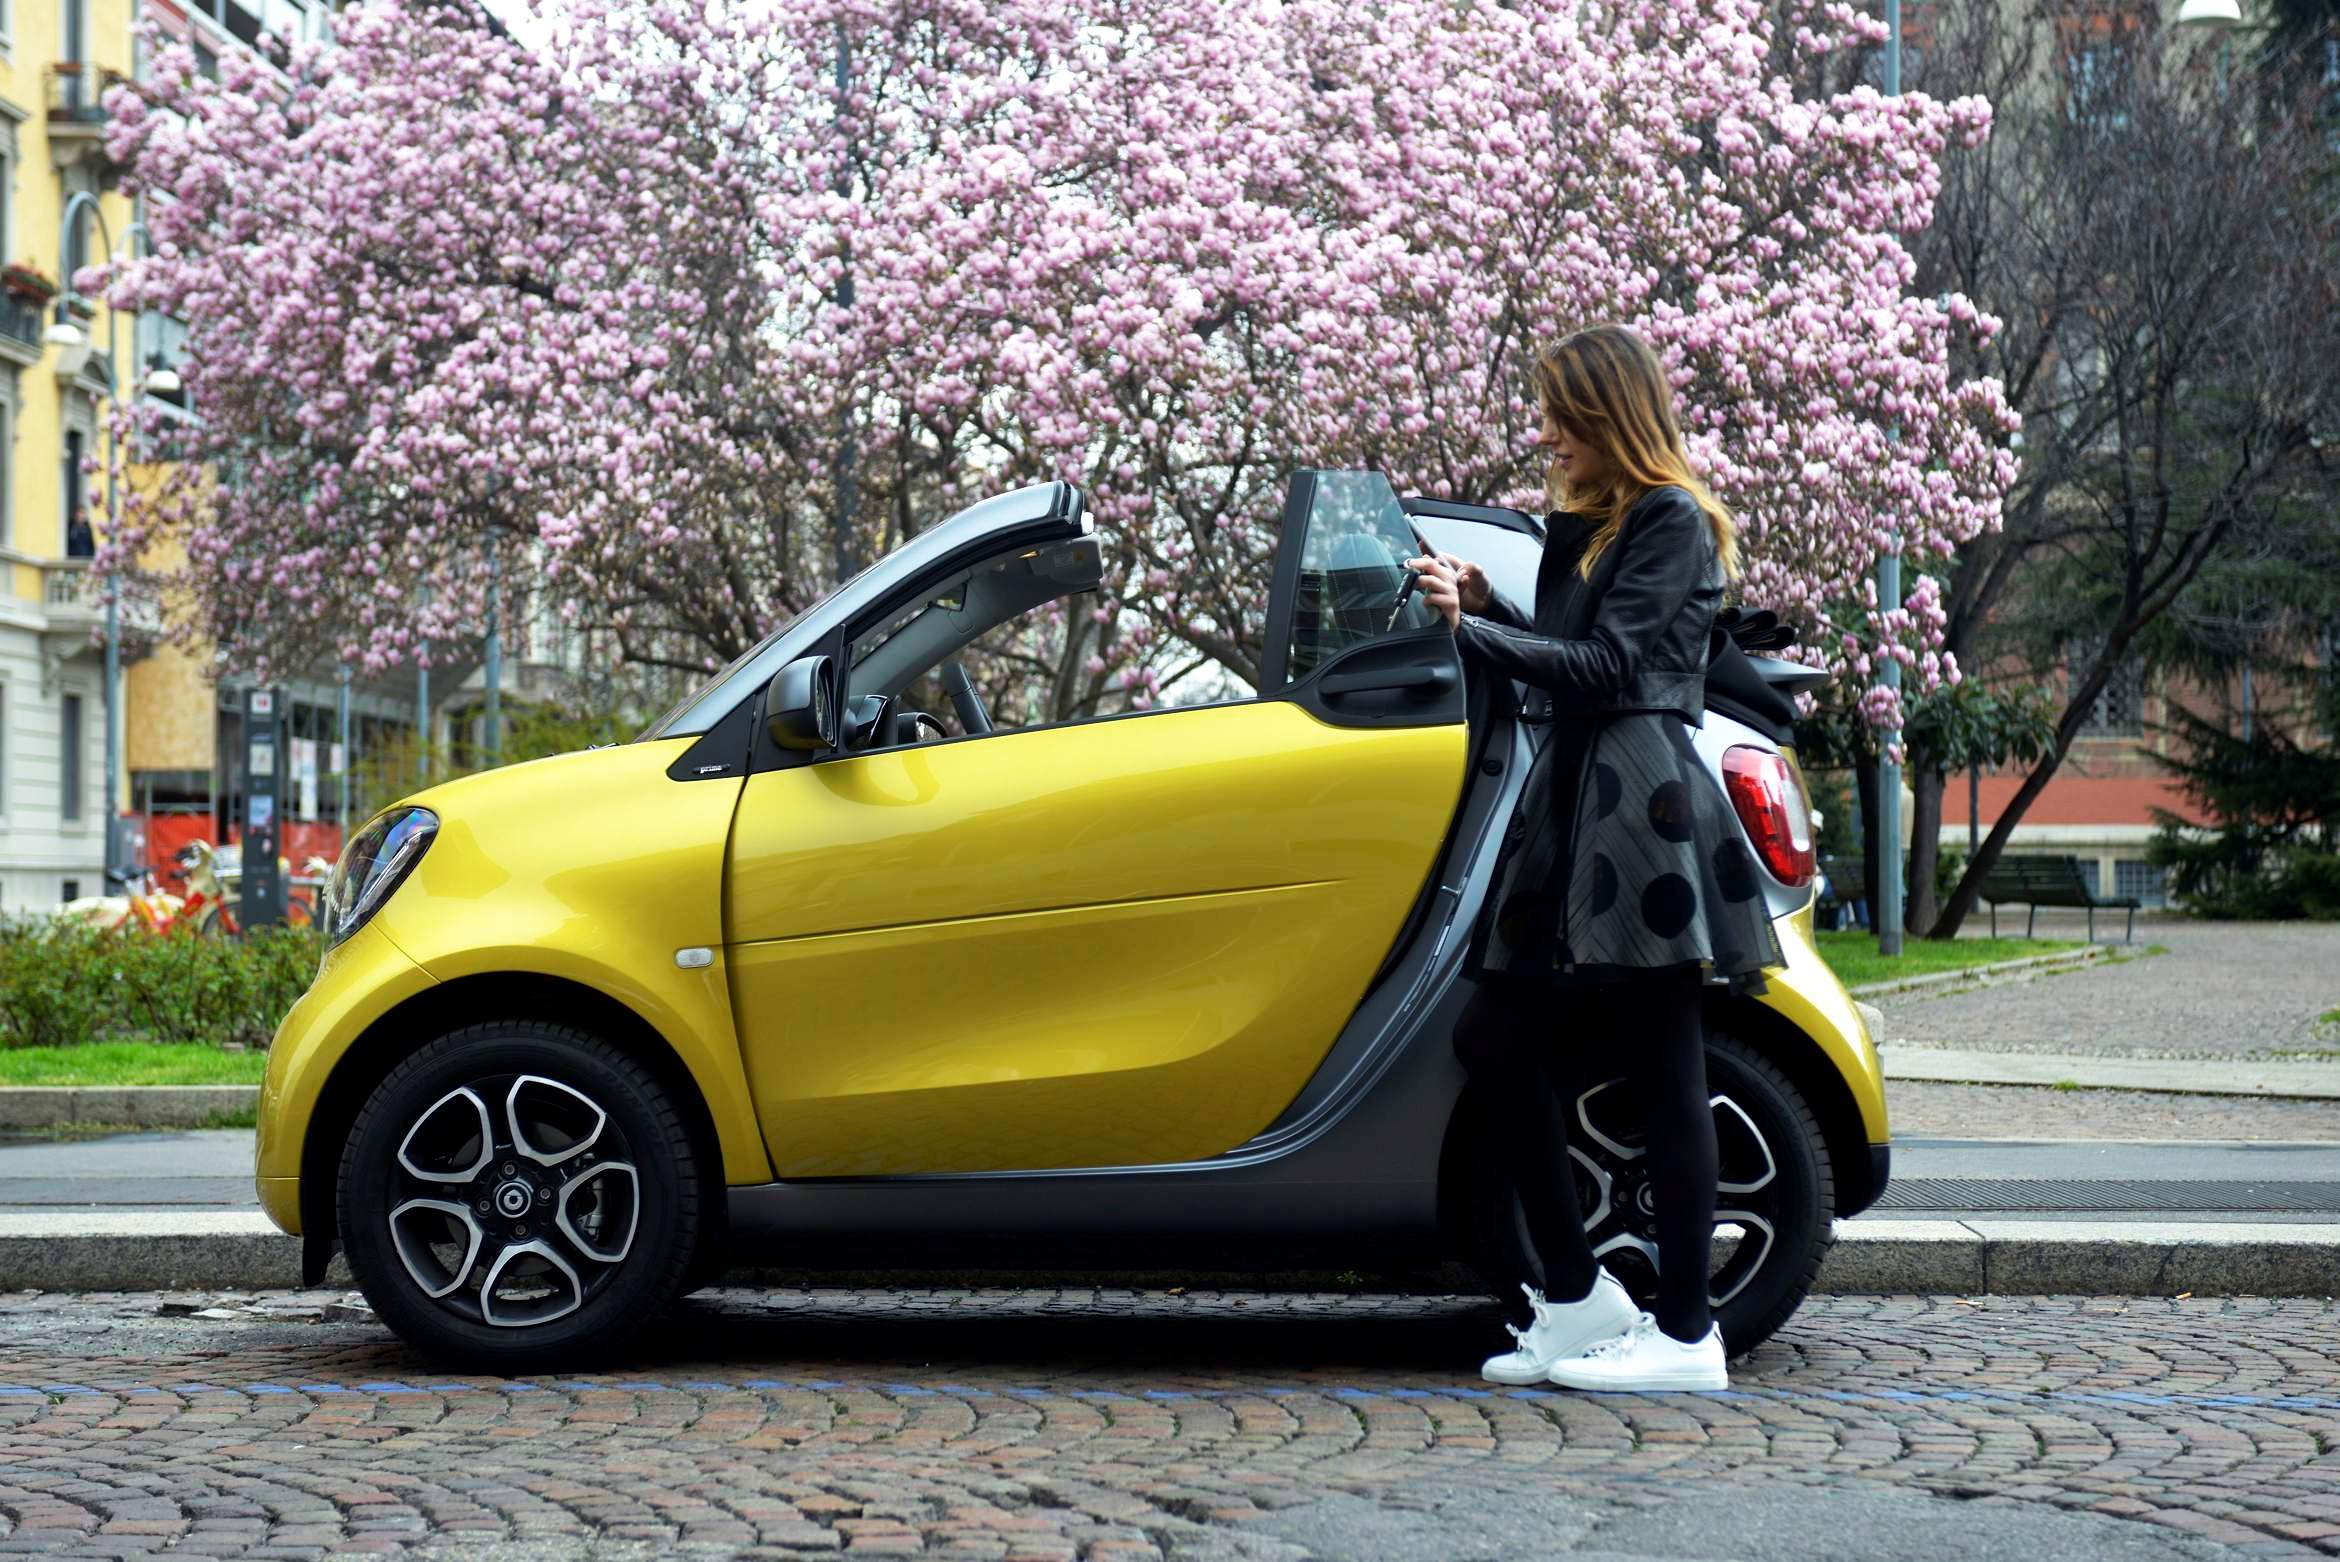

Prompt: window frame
[{"left": 835, "top": 534, "right": 1141, "bottom": 755}]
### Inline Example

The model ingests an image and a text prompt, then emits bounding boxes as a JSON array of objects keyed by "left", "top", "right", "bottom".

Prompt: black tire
[
  {"left": 1464, "top": 1026, "right": 1834, "bottom": 1357},
  {"left": 338, "top": 1021, "right": 702, "bottom": 1370}
]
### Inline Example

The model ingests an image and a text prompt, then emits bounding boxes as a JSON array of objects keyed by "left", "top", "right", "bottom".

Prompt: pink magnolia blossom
[{"left": 103, "top": 0, "right": 2013, "bottom": 721}]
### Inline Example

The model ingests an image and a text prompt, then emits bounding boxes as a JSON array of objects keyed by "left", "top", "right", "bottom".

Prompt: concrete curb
[
  {"left": 1882, "top": 1049, "right": 2340, "bottom": 1099},
  {"left": 1847, "top": 943, "right": 2113, "bottom": 1000},
  {"left": 3, "top": 1212, "right": 2335, "bottom": 1298},
  {"left": 0, "top": 1086, "right": 261, "bottom": 1131}
]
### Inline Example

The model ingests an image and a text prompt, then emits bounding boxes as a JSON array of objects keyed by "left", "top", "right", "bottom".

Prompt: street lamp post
[
  {"left": 45, "top": 195, "right": 167, "bottom": 887},
  {"left": 1876, "top": 0, "right": 1906, "bottom": 957}
]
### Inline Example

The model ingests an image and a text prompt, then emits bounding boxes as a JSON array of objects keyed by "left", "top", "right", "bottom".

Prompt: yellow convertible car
[{"left": 259, "top": 470, "right": 1888, "bottom": 1366}]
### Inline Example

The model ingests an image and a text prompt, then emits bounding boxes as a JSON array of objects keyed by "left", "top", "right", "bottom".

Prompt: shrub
[
  {"left": 2148, "top": 707, "right": 2340, "bottom": 920},
  {"left": 0, "top": 919, "right": 322, "bottom": 1051}
]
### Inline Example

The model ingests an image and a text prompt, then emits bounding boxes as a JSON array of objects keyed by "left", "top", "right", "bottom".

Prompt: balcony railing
[
  {"left": 41, "top": 561, "right": 164, "bottom": 644},
  {"left": 0, "top": 295, "right": 42, "bottom": 355},
  {"left": 48, "top": 63, "right": 126, "bottom": 126}
]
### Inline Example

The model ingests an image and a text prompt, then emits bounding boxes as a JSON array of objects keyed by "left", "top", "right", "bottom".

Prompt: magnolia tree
[{"left": 104, "top": 0, "right": 2015, "bottom": 724}]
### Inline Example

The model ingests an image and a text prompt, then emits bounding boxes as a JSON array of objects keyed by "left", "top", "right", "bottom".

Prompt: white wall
[{"left": 0, "top": 622, "right": 106, "bottom": 913}]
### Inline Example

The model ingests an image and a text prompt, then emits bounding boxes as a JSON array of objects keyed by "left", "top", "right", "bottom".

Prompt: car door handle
[{"left": 1319, "top": 664, "right": 1457, "bottom": 697}]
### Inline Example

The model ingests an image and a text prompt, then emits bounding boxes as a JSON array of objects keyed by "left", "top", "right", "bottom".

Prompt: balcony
[
  {"left": 0, "top": 294, "right": 43, "bottom": 365},
  {"left": 40, "top": 561, "right": 163, "bottom": 657},
  {"left": 47, "top": 63, "right": 127, "bottom": 174}
]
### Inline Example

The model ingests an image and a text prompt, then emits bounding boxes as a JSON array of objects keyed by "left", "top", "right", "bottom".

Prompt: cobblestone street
[{"left": 2, "top": 1288, "right": 2336, "bottom": 1560}]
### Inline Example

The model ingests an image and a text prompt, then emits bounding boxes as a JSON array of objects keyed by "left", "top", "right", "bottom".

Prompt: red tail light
[{"left": 1721, "top": 746, "right": 1815, "bottom": 888}]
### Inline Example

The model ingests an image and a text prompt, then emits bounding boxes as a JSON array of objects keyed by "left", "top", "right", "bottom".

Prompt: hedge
[{"left": 0, "top": 920, "right": 322, "bottom": 1051}]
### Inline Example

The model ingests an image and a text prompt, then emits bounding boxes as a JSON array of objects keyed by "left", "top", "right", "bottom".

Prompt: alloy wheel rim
[
  {"left": 1564, "top": 1077, "right": 1784, "bottom": 1310},
  {"left": 386, "top": 1074, "right": 641, "bottom": 1329}
]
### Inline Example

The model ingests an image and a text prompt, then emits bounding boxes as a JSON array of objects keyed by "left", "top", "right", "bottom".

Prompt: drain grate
[{"left": 1877, "top": 1178, "right": 2340, "bottom": 1213}]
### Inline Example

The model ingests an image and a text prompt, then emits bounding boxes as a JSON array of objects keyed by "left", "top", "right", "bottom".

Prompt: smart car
[{"left": 258, "top": 470, "right": 1889, "bottom": 1367}]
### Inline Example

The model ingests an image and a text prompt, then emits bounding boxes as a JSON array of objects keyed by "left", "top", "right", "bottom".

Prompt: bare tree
[{"left": 1901, "top": 1, "right": 2340, "bottom": 935}]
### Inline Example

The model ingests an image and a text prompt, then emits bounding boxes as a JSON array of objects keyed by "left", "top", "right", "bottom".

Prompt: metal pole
[
  {"left": 417, "top": 645, "right": 430, "bottom": 785},
  {"left": 336, "top": 663, "right": 351, "bottom": 832},
  {"left": 1968, "top": 762, "right": 1981, "bottom": 856},
  {"left": 1874, "top": 0, "right": 1907, "bottom": 956},
  {"left": 483, "top": 549, "right": 502, "bottom": 765},
  {"left": 832, "top": 24, "right": 858, "bottom": 583}
]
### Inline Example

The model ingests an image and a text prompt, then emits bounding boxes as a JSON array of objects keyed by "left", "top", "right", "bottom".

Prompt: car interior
[{"left": 843, "top": 535, "right": 1106, "bottom": 750}]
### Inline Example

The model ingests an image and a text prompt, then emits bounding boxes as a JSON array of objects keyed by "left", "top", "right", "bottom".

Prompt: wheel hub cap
[
  {"left": 388, "top": 1073, "right": 642, "bottom": 1330},
  {"left": 1564, "top": 1075, "right": 1786, "bottom": 1314}
]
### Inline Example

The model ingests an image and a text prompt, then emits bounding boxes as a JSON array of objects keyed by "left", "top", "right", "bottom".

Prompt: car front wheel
[
  {"left": 1467, "top": 1027, "right": 1834, "bottom": 1357},
  {"left": 338, "top": 1021, "right": 702, "bottom": 1369}
]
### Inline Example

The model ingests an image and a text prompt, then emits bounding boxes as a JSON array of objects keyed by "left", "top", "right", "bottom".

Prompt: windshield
[{"left": 635, "top": 562, "right": 878, "bottom": 740}]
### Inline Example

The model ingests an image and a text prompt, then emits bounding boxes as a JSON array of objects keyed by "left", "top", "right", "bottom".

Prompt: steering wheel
[
  {"left": 941, "top": 660, "right": 994, "bottom": 736},
  {"left": 897, "top": 710, "right": 950, "bottom": 745}
]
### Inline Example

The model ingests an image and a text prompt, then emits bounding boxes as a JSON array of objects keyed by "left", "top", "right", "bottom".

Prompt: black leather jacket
[{"left": 1451, "top": 484, "right": 1721, "bottom": 722}]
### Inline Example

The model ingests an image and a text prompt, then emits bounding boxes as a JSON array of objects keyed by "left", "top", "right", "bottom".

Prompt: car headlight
[{"left": 323, "top": 807, "right": 438, "bottom": 950}]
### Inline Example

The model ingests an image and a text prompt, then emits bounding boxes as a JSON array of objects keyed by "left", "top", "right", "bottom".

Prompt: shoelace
[
  {"left": 1581, "top": 1314, "right": 1662, "bottom": 1360},
  {"left": 1503, "top": 1283, "right": 1557, "bottom": 1350}
]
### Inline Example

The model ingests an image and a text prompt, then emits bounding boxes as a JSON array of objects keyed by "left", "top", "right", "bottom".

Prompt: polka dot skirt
[{"left": 1467, "top": 712, "right": 1785, "bottom": 991}]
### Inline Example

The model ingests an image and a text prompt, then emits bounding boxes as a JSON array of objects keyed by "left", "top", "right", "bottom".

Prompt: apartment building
[{"left": 0, "top": 0, "right": 148, "bottom": 914}]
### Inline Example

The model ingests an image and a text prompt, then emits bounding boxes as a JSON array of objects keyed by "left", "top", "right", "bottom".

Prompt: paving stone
[{"left": 0, "top": 1287, "right": 2335, "bottom": 1556}]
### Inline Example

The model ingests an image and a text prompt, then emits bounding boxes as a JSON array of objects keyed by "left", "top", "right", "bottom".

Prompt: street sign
[{"left": 241, "top": 686, "right": 288, "bottom": 929}]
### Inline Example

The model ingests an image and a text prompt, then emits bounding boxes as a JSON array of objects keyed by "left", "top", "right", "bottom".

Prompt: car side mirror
[{"left": 765, "top": 655, "right": 837, "bottom": 752}]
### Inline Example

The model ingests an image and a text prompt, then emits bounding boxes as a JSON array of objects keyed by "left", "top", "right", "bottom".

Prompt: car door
[{"left": 725, "top": 470, "right": 1470, "bottom": 1176}]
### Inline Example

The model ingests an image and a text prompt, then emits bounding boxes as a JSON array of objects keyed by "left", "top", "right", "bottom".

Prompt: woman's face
[{"left": 1537, "top": 406, "right": 1613, "bottom": 489}]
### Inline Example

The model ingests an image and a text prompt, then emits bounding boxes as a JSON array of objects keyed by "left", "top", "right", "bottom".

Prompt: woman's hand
[
  {"left": 1408, "top": 554, "right": 1462, "bottom": 630},
  {"left": 1405, "top": 551, "right": 1489, "bottom": 631}
]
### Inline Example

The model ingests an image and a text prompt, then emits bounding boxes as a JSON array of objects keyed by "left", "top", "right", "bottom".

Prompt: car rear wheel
[
  {"left": 1467, "top": 1027, "right": 1833, "bottom": 1357},
  {"left": 338, "top": 1021, "right": 702, "bottom": 1369}
]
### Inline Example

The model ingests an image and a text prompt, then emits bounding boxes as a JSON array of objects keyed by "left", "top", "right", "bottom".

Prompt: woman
[{"left": 1407, "top": 323, "right": 1782, "bottom": 1394}]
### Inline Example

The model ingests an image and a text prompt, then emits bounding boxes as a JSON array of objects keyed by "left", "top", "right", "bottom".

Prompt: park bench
[
  {"left": 1817, "top": 852, "right": 1870, "bottom": 931},
  {"left": 1975, "top": 854, "right": 2139, "bottom": 942}
]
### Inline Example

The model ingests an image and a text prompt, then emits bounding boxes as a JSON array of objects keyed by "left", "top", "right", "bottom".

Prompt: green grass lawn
[
  {"left": 1814, "top": 930, "right": 2087, "bottom": 991},
  {"left": 0, "top": 1042, "right": 268, "bottom": 1088}
]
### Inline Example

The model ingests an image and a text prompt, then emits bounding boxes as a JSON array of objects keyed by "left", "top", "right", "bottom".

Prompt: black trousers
[{"left": 1458, "top": 974, "right": 1718, "bottom": 1343}]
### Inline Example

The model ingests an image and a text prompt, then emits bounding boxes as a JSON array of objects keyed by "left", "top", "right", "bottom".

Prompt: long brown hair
[{"left": 1533, "top": 324, "right": 1741, "bottom": 581}]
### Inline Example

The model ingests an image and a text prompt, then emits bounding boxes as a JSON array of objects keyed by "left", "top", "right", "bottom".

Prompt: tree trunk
[
  {"left": 1907, "top": 760, "right": 1947, "bottom": 933},
  {"left": 1931, "top": 684, "right": 2112, "bottom": 938}
]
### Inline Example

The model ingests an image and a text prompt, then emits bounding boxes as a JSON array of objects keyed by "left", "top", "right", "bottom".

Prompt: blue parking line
[{"left": 6, "top": 1378, "right": 2335, "bottom": 1414}]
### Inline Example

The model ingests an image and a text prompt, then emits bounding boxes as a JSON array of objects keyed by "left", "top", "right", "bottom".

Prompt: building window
[
  {"left": 2114, "top": 859, "right": 2167, "bottom": 909},
  {"left": 138, "top": 312, "right": 191, "bottom": 411},
  {"left": 0, "top": 681, "right": 7, "bottom": 817},
  {"left": 62, "top": 692, "right": 84, "bottom": 821},
  {"left": 2071, "top": 646, "right": 2143, "bottom": 738},
  {"left": 64, "top": 426, "right": 94, "bottom": 558},
  {"left": 61, "top": 878, "right": 80, "bottom": 902}
]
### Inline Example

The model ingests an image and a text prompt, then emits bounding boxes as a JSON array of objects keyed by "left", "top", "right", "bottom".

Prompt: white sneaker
[
  {"left": 1479, "top": 1275, "right": 1640, "bottom": 1386},
  {"left": 1547, "top": 1313, "right": 1728, "bottom": 1392}
]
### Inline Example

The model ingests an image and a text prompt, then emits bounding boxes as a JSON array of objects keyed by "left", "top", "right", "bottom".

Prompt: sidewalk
[{"left": 1881, "top": 916, "right": 2340, "bottom": 1059}]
